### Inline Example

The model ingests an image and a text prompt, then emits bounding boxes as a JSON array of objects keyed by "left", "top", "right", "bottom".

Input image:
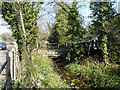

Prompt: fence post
[
  {"left": 14, "top": 47, "right": 16, "bottom": 80},
  {"left": 9, "top": 49, "right": 14, "bottom": 80},
  {"left": 13, "top": 51, "right": 15, "bottom": 80},
  {"left": 14, "top": 42, "right": 18, "bottom": 81},
  {"left": 6, "top": 52, "right": 12, "bottom": 88}
]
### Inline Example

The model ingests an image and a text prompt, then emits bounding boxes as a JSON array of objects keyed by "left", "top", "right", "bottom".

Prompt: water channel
[{"left": 52, "top": 57, "right": 89, "bottom": 89}]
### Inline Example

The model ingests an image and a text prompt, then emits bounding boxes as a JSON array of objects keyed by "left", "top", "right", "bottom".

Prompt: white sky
[{"left": 0, "top": 15, "right": 11, "bottom": 34}]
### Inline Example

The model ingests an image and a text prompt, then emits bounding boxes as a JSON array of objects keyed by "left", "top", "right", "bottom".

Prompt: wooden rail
[
  {"left": 0, "top": 42, "right": 19, "bottom": 89},
  {"left": 47, "top": 43, "right": 70, "bottom": 51},
  {"left": 46, "top": 39, "right": 99, "bottom": 57},
  {"left": 0, "top": 60, "right": 8, "bottom": 74},
  {"left": 0, "top": 52, "right": 11, "bottom": 90}
]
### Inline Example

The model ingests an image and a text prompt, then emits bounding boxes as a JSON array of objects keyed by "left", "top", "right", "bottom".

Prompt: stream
[{"left": 52, "top": 57, "right": 88, "bottom": 88}]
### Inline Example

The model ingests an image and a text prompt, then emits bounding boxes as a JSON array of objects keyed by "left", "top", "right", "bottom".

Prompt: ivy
[{"left": 90, "top": 2, "right": 116, "bottom": 63}]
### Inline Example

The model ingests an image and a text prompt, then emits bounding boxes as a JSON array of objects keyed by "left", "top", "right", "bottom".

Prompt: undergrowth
[
  {"left": 33, "top": 53, "right": 69, "bottom": 88},
  {"left": 65, "top": 58, "right": 120, "bottom": 88},
  {"left": 13, "top": 53, "right": 69, "bottom": 88},
  {"left": 0, "top": 77, "right": 6, "bottom": 89}
]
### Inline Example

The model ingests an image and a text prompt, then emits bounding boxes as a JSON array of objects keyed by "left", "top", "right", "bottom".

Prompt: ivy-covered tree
[
  {"left": 67, "top": 1, "right": 82, "bottom": 42},
  {"left": 104, "top": 14, "right": 120, "bottom": 63},
  {"left": 2, "top": 2, "right": 40, "bottom": 60},
  {"left": 2, "top": 2, "right": 42, "bottom": 87},
  {"left": 90, "top": 2, "right": 115, "bottom": 63}
]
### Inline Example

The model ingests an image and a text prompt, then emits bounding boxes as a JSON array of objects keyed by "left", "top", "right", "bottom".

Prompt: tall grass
[
  {"left": 65, "top": 60, "right": 120, "bottom": 88},
  {"left": 33, "top": 53, "right": 69, "bottom": 88},
  {"left": 0, "top": 77, "right": 6, "bottom": 88}
]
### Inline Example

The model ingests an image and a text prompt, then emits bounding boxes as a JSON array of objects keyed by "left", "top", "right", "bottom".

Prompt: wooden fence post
[
  {"left": 10, "top": 50, "right": 13, "bottom": 80},
  {"left": 13, "top": 42, "right": 18, "bottom": 81},
  {"left": 13, "top": 51, "right": 15, "bottom": 80},
  {"left": 14, "top": 47, "right": 16, "bottom": 80},
  {"left": 6, "top": 52, "right": 12, "bottom": 88},
  {"left": 1, "top": 43, "right": 19, "bottom": 89},
  {"left": 9, "top": 49, "right": 14, "bottom": 80}
]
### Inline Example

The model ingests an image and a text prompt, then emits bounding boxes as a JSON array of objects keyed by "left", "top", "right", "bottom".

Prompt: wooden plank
[
  {"left": 9, "top": 51, "right": 13, "bottom": 80},
  {"left": 0, "top": 60, "right": 8, "bottom": 74},
  {"left": 5, "top": 52, "right": 12, "bottom": 89}
]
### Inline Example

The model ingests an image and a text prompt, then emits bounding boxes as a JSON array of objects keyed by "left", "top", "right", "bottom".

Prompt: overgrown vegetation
[
  {"left": 33, "top": 53, "right": 69, "bottom": 88},
  {"left": 1, "top": 1, "right": 120, "bottom": 89},
  {"left": 65, "top": 58, "right": 120, "bottom": 88},
  {"left": 13, "top": 53, "right": 69, "bottom": 88},
  {"left": 0, "top": 77, "right": 6, "bottom": 88},
  {"left": 2, "top": 2, "right": 42, "bottom": 87},
  {"left": 47, "top": 1, "right": 120, "bottom": 89}
]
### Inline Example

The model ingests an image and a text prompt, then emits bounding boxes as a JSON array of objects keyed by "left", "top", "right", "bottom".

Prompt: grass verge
[
  {"left": 0, "top": 77, "right": 6, "bottom": 89},
  {"left": 33, "top": 53, "right": 69, "bottom": 88}
]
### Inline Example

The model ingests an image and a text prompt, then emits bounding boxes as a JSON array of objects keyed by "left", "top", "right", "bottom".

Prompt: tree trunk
[{"left": 100, "top": 34, "right": 108, "bottom": 64}]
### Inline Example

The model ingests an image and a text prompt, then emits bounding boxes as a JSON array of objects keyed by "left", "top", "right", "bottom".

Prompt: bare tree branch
[{"left": 27, "top": 11, "right": 55, "bottom": 36}]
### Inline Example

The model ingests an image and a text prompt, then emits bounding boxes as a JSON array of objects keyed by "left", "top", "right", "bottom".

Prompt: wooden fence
[
  {"left": 9, "top": 42, "right": 19, "bottom": 81},
  {"left": 0, "top": 52, "right": 11, "bottom": 90},
  {"left": 46, "top": 37, "right": 99, "bottom": 57},
  {"left": 0, "top": 42, "right": 18, "bottom": 89},
  {"left": 47, "top": 43, "right": 70, "bottom": 51}
]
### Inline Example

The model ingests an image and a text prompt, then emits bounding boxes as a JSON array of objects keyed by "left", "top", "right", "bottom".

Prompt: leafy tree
[
  {"left": 48, "top": 23, "right": 59, "bottom": 43},
  {"left": 66, "top": 1, "right": 86, "bottom": 62},
  {"left": 2, "top": 2, "right": 42, "bottom": 87},
  {"left": 49, "top": 1, "right": 86, "bottom": 61},
  {"left": 2, "top": 2, "right": 41, "bottom": 57},
  {"left": 2, "top": 2, "right": 23, "bottom": 61},
  {"left": 54, "top": 5, "right": 69, "bottom": 44},
  {"left": 104, "top": 14, "right": 120, "bottom": 63},
  {"left": 67, "top": 1, "right": 82, "bottom": 42},
  {"left": 48, "top": 3, "right": 70, "bottom": 44},
  {"left": 90, "top": 2, "right": 116, "bottom": 63}
]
